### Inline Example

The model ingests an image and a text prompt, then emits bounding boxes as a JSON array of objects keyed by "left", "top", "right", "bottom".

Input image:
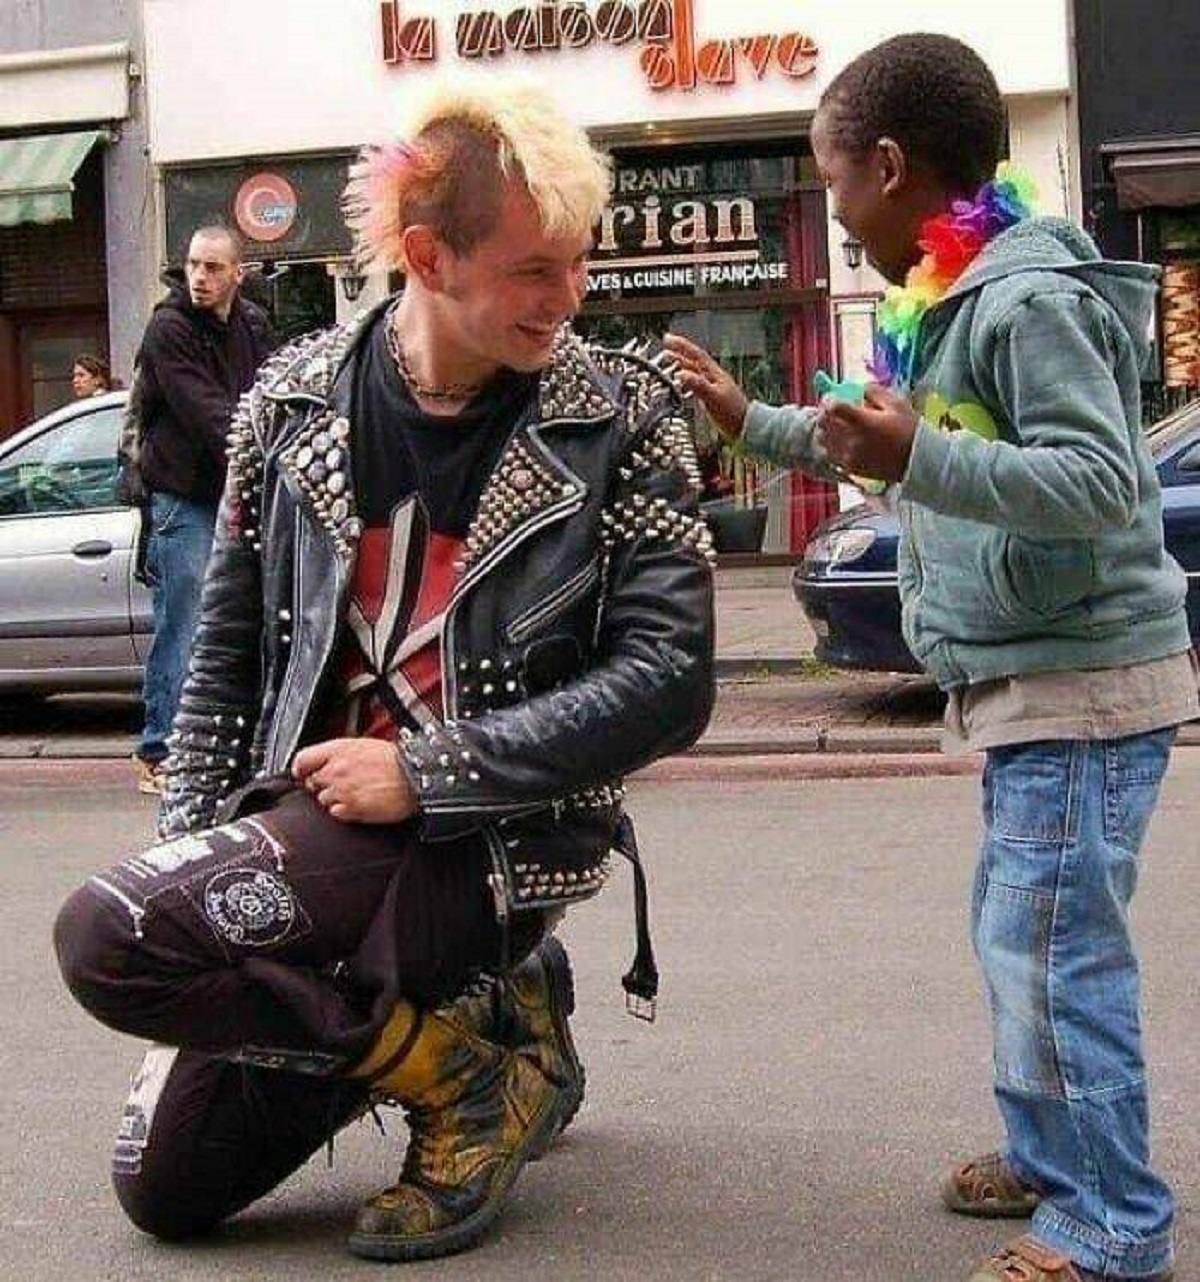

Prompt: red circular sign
[{"left": 233, "top": 172, "right": 298, "bottom": 243}]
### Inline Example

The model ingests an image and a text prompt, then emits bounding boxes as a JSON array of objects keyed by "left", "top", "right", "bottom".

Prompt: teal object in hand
[
  {"left": 813, "top": 370, "right": 867, "bottom": 404},
  {"left": 811, "top": 372, "right": 886, "bottom": 495}
]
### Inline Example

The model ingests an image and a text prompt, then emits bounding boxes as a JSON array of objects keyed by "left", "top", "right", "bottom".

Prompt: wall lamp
[
  {"left": 340, "top": 270, "right": 368, "bottom": 302},
  {"left": 841, "top": 237, "right": 864, "bottom": 270}
]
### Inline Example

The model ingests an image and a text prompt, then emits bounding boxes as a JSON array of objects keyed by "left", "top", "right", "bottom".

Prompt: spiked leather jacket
[{"left": 160, "top": 305, "right": 715, "bottom": 944}]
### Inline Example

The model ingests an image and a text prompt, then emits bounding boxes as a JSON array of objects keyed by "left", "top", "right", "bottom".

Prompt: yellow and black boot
[
  {"left": 444, "top": 935, "right": 586, "bottom": 1156},
  {"left": 506, "top": 935, "right": 586, "bottom": 1148},
  {"left": 346, "top": 998, "right": 564, "bottom": 1262}
]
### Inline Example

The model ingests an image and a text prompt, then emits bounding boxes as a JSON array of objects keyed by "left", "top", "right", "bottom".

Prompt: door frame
[{"left": 0, "top": 309, "right": 109, "bottom": 439}]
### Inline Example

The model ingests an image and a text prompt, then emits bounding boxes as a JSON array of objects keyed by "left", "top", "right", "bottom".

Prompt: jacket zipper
[
  {"left": 442, "top": 493, "right": 586, "bottom": 719},
  {"left": 270, "top": 507, "right": 348, "bottom": 772},
  {"left": 440, "top": 411, "right": 602, "bottom": 717},
  {"left": 505, "top": 559, "right": 600, "bottom": 645},
  {"left": 269, "top": 509, "right": 307, "bottom": 772}
]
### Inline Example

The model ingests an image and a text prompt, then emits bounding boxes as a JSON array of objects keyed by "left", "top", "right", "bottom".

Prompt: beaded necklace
[
  {"left": 870, "top": 163, "right": 1037, "bottom": 389},
  {"left": 385, "top": 302, "right": 486, "bottom": 403}
]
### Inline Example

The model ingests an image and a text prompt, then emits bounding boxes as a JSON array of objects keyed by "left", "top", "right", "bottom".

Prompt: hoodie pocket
[
  {"left": 912, "top": 513, "right": 1096, "bottom": 646},
  {"left": 998, "top": 534, "right": 1095, "bottom": 619}
]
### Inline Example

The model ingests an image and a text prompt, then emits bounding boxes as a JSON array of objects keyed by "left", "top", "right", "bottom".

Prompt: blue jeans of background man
[
  {"left": 137, "top": 492, "right": 217, "bottom": 764},
  {"left": 974, "top": 730, "right": 1177, "bottom": 1278}
]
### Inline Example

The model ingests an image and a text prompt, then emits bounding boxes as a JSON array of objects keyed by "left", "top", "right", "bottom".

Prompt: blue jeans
[
  {"left": 975, "top": 731, "right": 1176, "bottom": 1278},
  {"left": 138, "top": 492, "right": 216, "bottom": 763}
]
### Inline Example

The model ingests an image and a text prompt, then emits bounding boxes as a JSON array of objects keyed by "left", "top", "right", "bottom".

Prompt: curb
[
  {"left": 637, "top": 752, "right": 983, "bottom": 783},
  {"left": 1, "top": 717, "right": 1196, "bottom": 764},
  {"left": 3, "top": 724, "right": 1198, "bottom": 761},
  {"left": 693, "top": 727, "right": 943, "bottom": 756},
  {"left": 0, "top": 738, "right": 134, "bottom": 760},
  {"left": 6, "top": 730, "right": 945, "bottom": 760},
  {"left": 0, "top": 751, "right": 980, "bottom": 785},
  {"left": 714, "top": 657, "right": 821, "bottom": 679}
]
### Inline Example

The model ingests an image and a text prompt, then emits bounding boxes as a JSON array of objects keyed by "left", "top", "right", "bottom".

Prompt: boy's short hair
[
  {"left": 345, "top": 81, "right": 612, "bottom": 271},
  {"left": 818, "top": 33, "right": 1004, "bottom": 195}
]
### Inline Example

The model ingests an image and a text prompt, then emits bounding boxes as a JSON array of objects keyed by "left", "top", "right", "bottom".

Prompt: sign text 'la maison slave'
[{"left": 380, "top": 0, "right": 819, "bottom": 91}]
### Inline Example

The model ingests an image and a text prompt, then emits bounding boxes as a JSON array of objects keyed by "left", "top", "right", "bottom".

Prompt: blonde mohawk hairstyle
[{"left": 344, "top": 80, "right": 612, "bottom": 273}]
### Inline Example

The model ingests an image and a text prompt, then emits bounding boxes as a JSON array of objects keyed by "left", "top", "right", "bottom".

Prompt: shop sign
[
  {"left": 380, "top": 0, "right": 819, "bottom": 92},
  {"left": 234, "top": 172, "right": 298, "bottom": 243},
  {"left": 165, "top": 157, "right": 354, "bottom": 262},
  {"left": 588, "top": 258, "right": 789, "bottom": 292},
  {"left": 588, "top": 159, "right": 793, "bottom": 296}
]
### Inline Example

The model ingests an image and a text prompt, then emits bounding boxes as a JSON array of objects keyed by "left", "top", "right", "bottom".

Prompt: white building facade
[
  {"left": 0, "top": 1, "right": 151, "bottom": 431},
  {"left": 141, "top": 0, "right": 1079, "bottom": 553}
]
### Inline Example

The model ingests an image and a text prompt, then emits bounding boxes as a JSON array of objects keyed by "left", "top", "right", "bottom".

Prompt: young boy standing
[{"left": 667, "top": 33, "right": 1194, "bottom": 1282}]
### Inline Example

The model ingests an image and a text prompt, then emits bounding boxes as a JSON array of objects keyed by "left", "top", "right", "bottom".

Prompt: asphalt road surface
[{"left": 1, "top": 756, "right": 1196, "bottom": 1281}]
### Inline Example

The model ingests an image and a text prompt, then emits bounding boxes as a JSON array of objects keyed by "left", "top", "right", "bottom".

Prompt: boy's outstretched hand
[
  {"left": 662, "top": 333, "right": 748, "bottom": 438},
  {"left": 820, "top": 384, "right": 920, "bottom": 484}
]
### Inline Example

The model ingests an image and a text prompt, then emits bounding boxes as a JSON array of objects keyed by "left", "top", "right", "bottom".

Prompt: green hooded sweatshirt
[{"left": 742, "top": 216, "right": 1191, "bottom": 689}]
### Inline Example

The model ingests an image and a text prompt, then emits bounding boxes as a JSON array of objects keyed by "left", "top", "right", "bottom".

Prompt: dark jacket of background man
[{"left": 138, "top": 279, "right": 275, "bottom": 505}]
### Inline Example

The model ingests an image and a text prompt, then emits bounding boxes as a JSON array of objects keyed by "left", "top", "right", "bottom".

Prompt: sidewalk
[
  {"left": 713, "top": 562, "right": 819, "bottom": 675},
  {"left": 708, "top": 562, "right": 946, "bottom": 755},
  {"left": 1, "top": 565, "right": 1195, "bottom": 761},
  {"left": 706, "top": 562, "right": 1199, "bottom": 756}
]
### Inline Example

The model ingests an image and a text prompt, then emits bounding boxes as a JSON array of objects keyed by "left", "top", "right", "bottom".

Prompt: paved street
[{"left": 1, "top": 756, "right": 1197, "bottom": 1281}]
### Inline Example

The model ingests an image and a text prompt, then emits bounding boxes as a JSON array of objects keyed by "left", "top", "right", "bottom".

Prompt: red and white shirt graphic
[{"left": 334, "top": 495, "right": 461, "bottom": 739}]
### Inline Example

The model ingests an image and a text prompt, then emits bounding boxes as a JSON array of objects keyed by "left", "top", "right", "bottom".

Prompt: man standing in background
[{"left": 133, "top": 227, "right": 274, "bottom": 793}]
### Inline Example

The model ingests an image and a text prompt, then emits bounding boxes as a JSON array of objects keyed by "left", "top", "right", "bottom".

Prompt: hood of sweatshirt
[
  {"left": 944, "top": 215, "right": 1160, "bottom": 367},
  {"left": 151, "top": 275, "right": 264, "bottom": 346}
]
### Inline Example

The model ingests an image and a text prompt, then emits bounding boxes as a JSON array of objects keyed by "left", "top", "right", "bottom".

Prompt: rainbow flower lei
[{"left": 870, "top": 163, "right": 1037, "bottom": 388}]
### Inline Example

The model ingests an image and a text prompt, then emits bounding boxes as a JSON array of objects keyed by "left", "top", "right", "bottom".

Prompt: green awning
[{"left": 0, "top": 129, "right": 107, "bottom": 228}]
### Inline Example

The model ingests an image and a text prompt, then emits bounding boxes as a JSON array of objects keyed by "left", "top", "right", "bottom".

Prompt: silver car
[{"left": 0, "top": 391, "right": 152, "bottom": 692}]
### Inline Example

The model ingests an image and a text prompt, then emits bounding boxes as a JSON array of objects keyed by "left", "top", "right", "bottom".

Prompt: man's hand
[
  {"left": 819, "top": 384, "right": 920, "bottom": 484},
  {"left": 662, "top": 334, "right": 749, "bottom": 439},
  {"left": 292, "top": 738, "right": 418, "bottom": 825}
]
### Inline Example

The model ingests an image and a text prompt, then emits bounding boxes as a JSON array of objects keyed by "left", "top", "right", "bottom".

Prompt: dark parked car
[
  {"left": 794, "top": 399, "right": 1200, "bottom": 672},
  {"left": 0, "top": 391, "right": 153, "bottom": 693}
]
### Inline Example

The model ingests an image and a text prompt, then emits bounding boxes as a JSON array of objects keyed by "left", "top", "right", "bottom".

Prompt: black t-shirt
[
  {"left": 352, "top": 316, "right": 538, "bottom": 532},
  {"left": 329, "top": 315, "right": 538, "bottom": 737}
]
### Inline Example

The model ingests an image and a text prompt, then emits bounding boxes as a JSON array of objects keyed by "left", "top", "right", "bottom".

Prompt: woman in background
[{"left": 71, "top": 353, "right": 113, "bottom": 398}]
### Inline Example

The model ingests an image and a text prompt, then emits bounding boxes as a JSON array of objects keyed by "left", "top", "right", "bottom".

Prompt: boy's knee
[{"left": 54, "top": 883, "right": 142, "bottom": 1026}]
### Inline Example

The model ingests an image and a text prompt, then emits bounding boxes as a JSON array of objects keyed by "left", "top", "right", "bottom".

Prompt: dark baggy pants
[{"left": 54, "top": 784, "right": 542, "bottom": 1238}]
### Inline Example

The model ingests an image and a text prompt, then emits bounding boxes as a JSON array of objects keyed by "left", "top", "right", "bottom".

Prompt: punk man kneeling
[{"left": 54, "top": 81, "right": 714, "bottom": 1262}]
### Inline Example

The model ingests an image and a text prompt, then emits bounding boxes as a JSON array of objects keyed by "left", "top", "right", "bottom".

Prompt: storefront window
[
  {"left": 579, "top": 139, "right": 836, "bottom": 556},
  {"left": 246, "top": 262, "right": 337, "bottom": 341},
  {"left": 582, "top": 301, "right": 795, "bottom": 530},
  {"left": 165, "top": 156, "right": 348, "bottom": 345},
  {"left": 1, "top": 153, "right": 108, "bottom": 432},
  {"left": 1146, "top": 209, "right": 1200, "bottom": 416},
  {"left": 1161, "top": 210, "right": 1200, "bottom": 255},
  {"left": 1161, "top": 261, "right": 1200, "bottom": 393}
]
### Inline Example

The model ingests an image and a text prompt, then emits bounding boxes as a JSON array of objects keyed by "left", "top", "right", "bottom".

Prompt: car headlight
[{"left": 806, "top": 527, "right": 877, "bottom": 566}]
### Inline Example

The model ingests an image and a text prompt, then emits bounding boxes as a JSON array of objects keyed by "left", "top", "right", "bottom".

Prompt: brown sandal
[
  {"left": 943, "top": 1152, "right": 1041, "bottom": 1218},
  {"left": 967, "top": 1235, "right": 1175, "bottom": 1282},
  {"left": 968, "top": 1236, "right": 1084, "bottom": 1281}
]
